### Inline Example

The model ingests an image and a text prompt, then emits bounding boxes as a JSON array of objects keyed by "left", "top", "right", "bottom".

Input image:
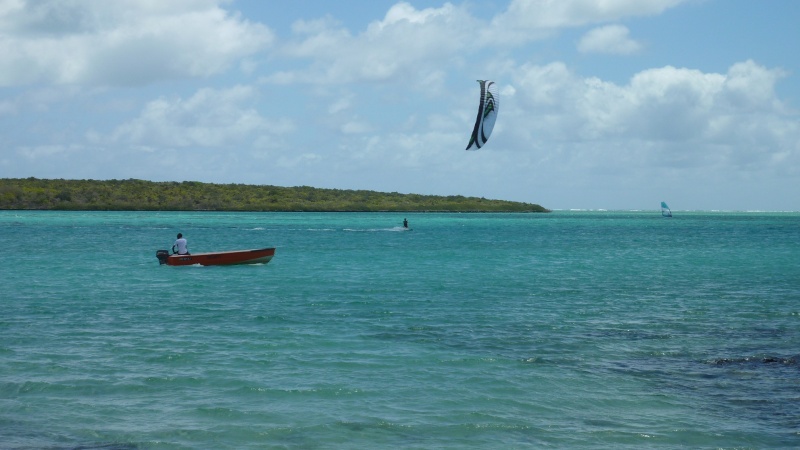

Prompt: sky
[{"left": 1, "top": 0, "right": 799, "bottom": 211}]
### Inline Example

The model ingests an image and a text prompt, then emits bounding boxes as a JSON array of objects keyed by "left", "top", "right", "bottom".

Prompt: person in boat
[
  {"left": 403, "top": 218, "right": 408, "bottom": 228},
  {"left": 172, "top": 233, "right": 189, "bottom": 255}
]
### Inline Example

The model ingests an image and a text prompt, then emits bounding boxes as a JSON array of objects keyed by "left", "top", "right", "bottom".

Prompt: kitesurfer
[
  {"left": 173, "top": 233, "right": 189, "bottom": 255},
  {"left": 403, "top": 218, "right": 408, "bottom": 228}
]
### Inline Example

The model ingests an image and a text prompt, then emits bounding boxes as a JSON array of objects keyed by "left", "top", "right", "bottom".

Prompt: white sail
[{"left": 661, "top": 201, "right": 672, "bottom": 217}]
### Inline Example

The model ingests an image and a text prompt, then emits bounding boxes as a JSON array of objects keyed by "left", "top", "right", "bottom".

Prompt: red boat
[{"left": 156, "top": 248, "right": 275, "bottom": 266}]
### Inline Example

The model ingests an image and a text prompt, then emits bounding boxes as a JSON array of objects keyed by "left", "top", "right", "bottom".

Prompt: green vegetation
[{"left": 0, "top": 178, "right": 549, "bottom": 212}]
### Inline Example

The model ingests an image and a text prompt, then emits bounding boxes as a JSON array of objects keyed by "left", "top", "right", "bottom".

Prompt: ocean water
[{"left": 1, "top": 210, "right": 799, "bottom": 449}]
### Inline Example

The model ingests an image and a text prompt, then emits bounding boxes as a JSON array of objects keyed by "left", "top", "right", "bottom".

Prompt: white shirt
[{"left": 174, "top": 238, "right": 188, "bottom": 254}]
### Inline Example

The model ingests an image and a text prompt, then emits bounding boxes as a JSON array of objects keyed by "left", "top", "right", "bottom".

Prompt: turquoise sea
[{"left": 2, "top": 210, "right": 799, "bottom": 449}]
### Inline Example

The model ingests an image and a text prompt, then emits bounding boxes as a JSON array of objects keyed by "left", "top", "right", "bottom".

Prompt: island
[{"left": 0, "top": 178, "right": 549, "bottom": 212}]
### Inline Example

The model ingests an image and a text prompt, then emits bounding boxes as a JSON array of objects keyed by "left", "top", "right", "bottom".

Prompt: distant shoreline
[
  {"left": 0, "top": 209, "right": 547, "bottom": 213},
  {"left": 0, "top": 178, "right": 549, "bottom": 213}
]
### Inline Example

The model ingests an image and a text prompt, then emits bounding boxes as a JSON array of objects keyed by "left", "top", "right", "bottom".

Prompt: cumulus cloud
[
  {"left": 578, "top": 25, "right": 643, "bottom": 54},
  {"left": 489, "top": 0, "right": 688, "bottom": 43},
  {"left": 262, "top": 2, "right": 477, "bottom": 85},
  {"left": 109, "top": 85, "right": 293, "bottom": 148},
  {"left": 260, "top": 0, "right": 690, "bottom": 86},
  {"left": 0, "top": 0, "right": 274, "bottom": 86},
  {"left": 508, "top": 60, "right": 797, "bottom": 172},
  {"left": 500, "top": 0, "right": 687, "bottom": 27}
]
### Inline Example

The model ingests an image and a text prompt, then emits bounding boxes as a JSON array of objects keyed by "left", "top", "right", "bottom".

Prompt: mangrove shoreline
[{"left": 0, "top": 178, "right": 549, "bottom": 213}]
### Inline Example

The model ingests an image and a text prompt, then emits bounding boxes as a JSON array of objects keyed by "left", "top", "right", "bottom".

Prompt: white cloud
[
  {"left": 497, "top": 0, "right": 688, "bottom": 28},
  {"left": 341, "top": 119, "right": 371, "bottom": 134},
  {"left": 578, "top": 25, "right": 642, "bottom": 54},
  {"left": 328, "top": 95, "right": 353, "bottom": 114},
  {"left": 508, "top": 60, "right": 798, "bottom": 174},
  {"left": 261, "top": 0, "right": 689, "bottom": 86},
  {"left": 489, "top": 0, "right": 688, "bottom": 43},
  {"left": 262, "top": 2, "right": 477, "bottom": 85},
  {"left": 0, "top": 0, "right": 274, "bottom": 86},
  {"left": 110, "top": 86, "right": 293, "bottom": 148},
  {"left": 18, "top": 144, "right": 73, "bottom": 160}
]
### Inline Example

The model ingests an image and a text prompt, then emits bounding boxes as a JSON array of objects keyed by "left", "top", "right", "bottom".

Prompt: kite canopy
[{"left": 466, "top": 80, "right": 499, "bottom": 150}]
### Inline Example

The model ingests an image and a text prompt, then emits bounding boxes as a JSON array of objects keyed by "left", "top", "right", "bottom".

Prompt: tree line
[{"left": 0, "top": 178, "right": 549, "bottom": 212}]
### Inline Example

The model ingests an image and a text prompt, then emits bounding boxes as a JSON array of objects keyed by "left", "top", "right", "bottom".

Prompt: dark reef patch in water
[
  {"left": 46, "top": 444, "right": 139, "bottom": 450},
  {"left": 708, "top": 355, "right": 798, "bottom": 366}
]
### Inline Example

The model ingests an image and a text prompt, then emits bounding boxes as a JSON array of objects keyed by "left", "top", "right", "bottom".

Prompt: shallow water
[{"left": 2, "top": 211, "right": 799, "bottom": 448}]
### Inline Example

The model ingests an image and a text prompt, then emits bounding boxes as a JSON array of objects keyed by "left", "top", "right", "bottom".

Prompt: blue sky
[{"left": 1, "top": 0, "right": 798, "bottom": 211}]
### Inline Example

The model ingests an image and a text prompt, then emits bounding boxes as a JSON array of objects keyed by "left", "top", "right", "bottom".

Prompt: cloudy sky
[{"left": 1, "top": 0, "right": 798, "bottom": 211}]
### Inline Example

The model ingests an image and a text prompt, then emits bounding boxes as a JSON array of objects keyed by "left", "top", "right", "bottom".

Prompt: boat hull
[{"left": 157, "top": 248, "right": 275, "bottom": 266}]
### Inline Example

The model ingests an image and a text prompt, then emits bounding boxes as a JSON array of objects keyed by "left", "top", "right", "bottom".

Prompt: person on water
[
  {"left": 173, "top": 233, "right": 189, "bottom": 255},
  {"left": 403, "top": 218, "right": 408, "bottom": 228}
]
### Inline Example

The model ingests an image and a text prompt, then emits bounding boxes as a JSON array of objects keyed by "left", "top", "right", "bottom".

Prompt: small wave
[{"left": 343, "top": 227, "right": 410, "bottom": 232}]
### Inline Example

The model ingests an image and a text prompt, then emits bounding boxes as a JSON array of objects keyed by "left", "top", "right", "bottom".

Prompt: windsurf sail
[
  {"left": 466, "top": 80, "right": 499, "bottom": 150},
  {"left": 661, "top": 201, "right": 672, "bottom": 217}
]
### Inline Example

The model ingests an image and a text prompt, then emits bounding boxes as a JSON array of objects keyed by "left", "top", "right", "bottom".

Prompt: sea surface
[{"left": 1, "top": 210, "right": 799, "bottom": 449}]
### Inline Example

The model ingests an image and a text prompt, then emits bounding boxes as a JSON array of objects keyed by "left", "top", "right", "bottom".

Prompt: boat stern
[{"left": 156, "top": 249, "right": 170, "bottom": 265}]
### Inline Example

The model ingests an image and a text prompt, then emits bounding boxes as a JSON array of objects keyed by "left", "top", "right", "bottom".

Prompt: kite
[{"left": 466, "top": 80, "right": 499, "bottom": 150}]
